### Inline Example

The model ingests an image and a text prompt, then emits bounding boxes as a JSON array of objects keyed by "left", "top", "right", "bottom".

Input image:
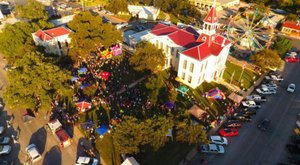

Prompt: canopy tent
[
  {"left": 121, "top": 157, "right": 140, "bottom": 165},
  {"left": 80, "top": 121, "right": 95, "bottom": 131},
  {"left": 22, "top": 109, "right": 35, "bottom": 124},
  {"left": 80, "top": 83, "right": 90, "bottom": 89},
  {"left": 165, "top": 101, "right": 175, "bottom": 109},
  {"left": 71, "top": 76, "right": 79, "bottom": 82},
  {"left": 175, "top": 85, "right": 189, "bottom": 96},
  {"left": 205, "top": 87, "right": 226, "bottom": 100},
  {"left": 76, "top": 101, "right": 92, "bottom": 113},
  {"left": 99, "top": 71, "right": 111, "bottom": 81},
  {"left": 96, "top": 125, "right": 110, "bottom": 138},
  {"left": 78, "top": 67, "right": 87, "bottom": 74},
  {"left": 228, "top": 92, "right": 244, "bottom": 104},
  {"left": 188, "top": 104, "right": 207, "bottom": 120}
]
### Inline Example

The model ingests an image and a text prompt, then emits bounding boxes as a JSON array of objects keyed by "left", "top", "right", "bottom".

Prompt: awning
[
  {"left": 188, "top": 104, "right": 207, "bottom": 120},
  {"left": 228, "top": 92, "right": 244, "bottom": 104}
]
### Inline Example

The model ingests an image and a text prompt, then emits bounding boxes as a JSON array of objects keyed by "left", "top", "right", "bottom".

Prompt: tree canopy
[
  {"left": 250, "top": 49, "right": 284, "bottom": 71},
  {"left": 129, "top": 41, "right": 165, "bottom": 73},
  {"left": 145, "top": 72, "right": 168, "bottom": 104},
  {"left": 3, "top": 51, "right": 72, "bottom": 110},
  {"left": 106, "top": 0, "right": 128, "bottom": 14},
  {"left": 16, "top": 0, "right": 49, "bottom": 21},
  {"left": 273, "top": 36, "right": 292, "bottom": 56},
  {"left": 67, "top": 11, "right": 122, "bottom": 60}
]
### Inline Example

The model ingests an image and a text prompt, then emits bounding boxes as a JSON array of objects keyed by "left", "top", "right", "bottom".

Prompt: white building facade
[
  {"left": 32, "top": 26, "right": 72, "bottom": 56},
  {"left": 128, "top": 5, "right": 160, "bottom": 20},
  {"left": 135, "top": 5, "right": 231, "bottom": 88}
]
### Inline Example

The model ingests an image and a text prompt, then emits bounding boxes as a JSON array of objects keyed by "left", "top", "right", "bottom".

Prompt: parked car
[
  {"left": 199, "top": 144, "right": 225, "bottom": 154},
  {"left": 257, "top": 118, "right": 271, "bottom": 132},
  {"left": 47, "top": 119, "right": 72, "bottom": 148},
  {"left": 265, "top": 74, "right": 283, "bottom": 82},
  {"left": 261, "top": 83, "right": 278, "bottom": 89},
  {"left": 0, "top": 126, "right": 5, "bottom": 135},
  {"left": 256, "top": 87, "right": 276, "bottom": 95},
  {"left": 246, "top": 94, "right": 267, "bottom": 102},
  {"left": 26, "top": 144, "right": 42, "bottom": 163},
  {"left": 296, "top": 120, "right": 300, "bottom": 128},
  {"left": 242, "top": 108, "right": 257, "bottom": 116},
  {"left": 207, "top": 136, "right": 228, "bottom": 145},
  {"left": 0, "top": 145, "right": 11, "bottom": 155},
  {"left": 232, "top": 114, "right": 252, "bottom": 122},
  {"left": 223, "top": 121, "right": 242, "bottom": 128},
  {"left": 287, "top": 83, "right": 296, "bottom": 93},
  {"left": 286, "top": 144, "right": 300, "bottom": 153},
  {"left": 76, "top": 156, "right": 99, "bottom": 165},
  {"left": 0, "top": 137, "right": 10, "bottom": 145},
  {"left": 219, "top": 128, "right": 238, "bottom": 137},
  {"left": 241, "top": 100, "right": 261, "bottom": 108},
  {"left": 285, "top": 56, "right": 299, "bottom": 63}
]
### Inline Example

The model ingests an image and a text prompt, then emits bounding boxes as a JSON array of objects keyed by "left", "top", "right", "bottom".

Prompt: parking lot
[{"left": 190, "top": 60, "right": 300, "bottom": 164}]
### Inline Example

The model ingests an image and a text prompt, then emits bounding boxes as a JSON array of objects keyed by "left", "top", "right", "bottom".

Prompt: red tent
[
  {"left": 75, "top": 101, "right": 92, "bottom": 113},
  {"left": 99, "top": 71, "right": 111, "bottom": 81}
]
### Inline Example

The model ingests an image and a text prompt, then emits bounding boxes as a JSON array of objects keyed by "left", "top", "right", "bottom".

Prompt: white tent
[
  {"left": 121, "top": 157, "right": 140, "bottom": 165},
  {"left": 0, "top": 10, "right": 4, "bottom": 19}
]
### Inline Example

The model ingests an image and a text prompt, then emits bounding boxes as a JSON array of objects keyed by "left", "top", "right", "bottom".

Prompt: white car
[
  {"left": 208, "top": 136, "right": 228, "bottom": 145},
  {"left": 76, "top": 156, "right": 99, "bottom": 165},
  {"left": 265, "top": 75, "right": 283, "bottom": 82},
  {"left": 200, "top": 144, "right": 225, "bottom": 154},
  {"left": 242, "top": 100, "right": 261, "bottom": 108},
  {"left": 297, "top": 120, "right": 300, "bottom": 128},
  {"left": 26, "top": 144, "right": 42, "bottom": 163},
  {"left": 256, "top": 87, "right": 276, "bottom": 95},
  {"left": 246, "top": 95, "right": 267, "bottom": 102},
  {"left": 0, "top": 145, "right": 11, "bottom": 155},
  {"left": 287, "top": 83, "right": 296, "bottom": 93},
  {"left": 261, "top": 83, "right": 278, "bottom": 89},
  {"left": 0, "top": 137, "right": 10, "bottom": 145},
  {"left": 0, "top": 126, "right": 5, "bottom": 135}
]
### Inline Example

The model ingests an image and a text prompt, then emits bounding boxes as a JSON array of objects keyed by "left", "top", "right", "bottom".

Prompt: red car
[
  {"left": 285, "top": 57, "right": 299, "bottom": 63},
  {"left": 219, "top": 128, "right": 239, "bottom": 137}
]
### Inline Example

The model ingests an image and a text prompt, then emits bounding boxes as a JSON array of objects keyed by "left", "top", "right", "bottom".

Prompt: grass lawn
[
  {"left": 116, "top": 14, "right": 132, "bottom": 21},
  {"left": 223, "top": 61, "right": 258, "bottom": 89},
  {"left": 138, "top": 142, "right": 193, "bottom": 165},
  {"left": 157, "top": 11, "right": 166, "bottom": 20}
]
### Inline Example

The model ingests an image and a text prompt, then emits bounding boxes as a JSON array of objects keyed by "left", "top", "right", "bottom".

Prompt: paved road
[{"left": 190, "top": 62, "right": 300, "bottom": 165}]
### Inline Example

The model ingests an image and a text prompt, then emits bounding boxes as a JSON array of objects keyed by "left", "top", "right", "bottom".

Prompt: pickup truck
[
  {"left": 47, "top": 119, "right": 72, "bottom": 148},
  {"left": 241, "top": 100, "right": 261, "bottom": 108},
  {"left": 256, "top": 87, "right": 276, "bottom": 95},
  {"left": 246, "top": 95, "right": 267, "bottom": 102}
]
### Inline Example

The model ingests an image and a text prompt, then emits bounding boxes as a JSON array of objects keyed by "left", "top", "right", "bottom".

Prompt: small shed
[
  {"left": 228, "top": 92, "right": 244, "bottom": 104},
  {"left": 121, "top": 157, "right": 140, "bottom": 165},
  {"left": 188, "top": 104, "right": 207, "bottom": 120}
]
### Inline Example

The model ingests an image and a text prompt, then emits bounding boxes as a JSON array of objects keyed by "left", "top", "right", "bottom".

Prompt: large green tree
[
  {"left": 16, "top": 0, "right": 49, "bottom": 21},
  {"left": 67, "top": 11, "right": 122, "bottom": 60},
  {"left": 250, "top": 49, "right": 284, "bottom": 71},
  {"left": 106, "top": 0, "right": 128, "bottom": 14},
  {"left": 113, "top": 116, "right": 151, "bottom": 155},
  {"left": 145, "top": 72, "right": 168, "bottom": 104},
  {"left": 129, "top": 41, "right": 165, "bottom": 73},
  {"left": 175, "top": 119, "right": 207, "bottom": 145},
  {"left": 0, "top": 22, "right": 39, "bottom": 63},
  {"left": 3, "top": 51, "right": 71, "bottom": 110},
  {"left": 273, "top": 36, "right": 292, "bottom": 56}
]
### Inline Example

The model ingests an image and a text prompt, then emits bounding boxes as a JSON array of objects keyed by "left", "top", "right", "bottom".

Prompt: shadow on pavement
[
  {"left": 42, "top": 146, "right": 62, "bottom": 165},
  {"left": 29, "top": 127, "right": 47, "bottom": 154}
]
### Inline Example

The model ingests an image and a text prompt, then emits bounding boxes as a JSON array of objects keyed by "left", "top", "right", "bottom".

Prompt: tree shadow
[
  {"left": 42, "top": 146, "right": 62, "bottom": 165},
  {"left": 65, "top": 124, "right": 74, "bottom": 138},
  {"left": 76, "top": 137, "right": 88, "bottom": 158},
  {"left": 28, "top": 127, "right": 47, "bottom": 155}
]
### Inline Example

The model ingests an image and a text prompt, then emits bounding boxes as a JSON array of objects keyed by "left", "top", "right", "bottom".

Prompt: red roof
[
  {"left": 182, "top": 35, "right": 230, "bottom": 60},
  {"left": 35, "top": 27, "right": 70, "bottom": 41},
  {"left": 203, "top": 7, "right": 218, "bottom": 24},
  {"left": 151, "top": 23, "right": 199, "bottom": 47},
  {"left": 282, "top": 21, "right": 300, "bottom": 31}
]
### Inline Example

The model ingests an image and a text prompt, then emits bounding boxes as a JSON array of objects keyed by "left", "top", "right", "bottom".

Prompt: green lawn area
[
  {"left": 138, "top": 142, "right": 193, "bottom": 165},
  {"left": 223, "top": 61, "right": 258, "bottom": 89},
  {"left": 116, "top": 14, "right": 132, "bottom": 21},
  {"left": 157, "top": 11, "right": 166, "bottom": 20}
]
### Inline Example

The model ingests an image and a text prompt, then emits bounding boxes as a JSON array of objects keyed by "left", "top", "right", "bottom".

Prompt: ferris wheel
[{"left": 226, "top": 9, "right": 275, "bottom": 52}]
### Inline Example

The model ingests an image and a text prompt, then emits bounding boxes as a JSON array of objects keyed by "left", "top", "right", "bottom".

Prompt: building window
[
  {"left": 188, "top": 76, "right": 192, "bottom": 83},
  {"left": 202, "top": 36, "right": 206, "bottom": 41},
  {"left": 166, "top": 45, "right": 169, "bottom": 54},
  {"left": 165, "top": 59, "right": 168, "bottom": 67},
  {"left": 183, "top": 60, "right": 187, "bottom": 69},
  {"left": 171, "top": 47, "right": 174, "bottom": 55},
  {"left": 181, "top": 72, "right": 185, "bottom": 80},
  {"left": 160, "top": 42, "right": 163, "bottom": 49},
  {"left": 156, "top": 40, "right": 159, "bottom": 47},
  {"left": 190, "top": 63, "right": 194, "bottom": 73},
  {"left": 205, "top": 60, "right": 208, "bottom": 70}
]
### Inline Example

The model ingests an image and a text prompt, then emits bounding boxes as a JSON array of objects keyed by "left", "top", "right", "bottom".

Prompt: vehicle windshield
[{"left": 33, "top": 155, "right": 40, "bottom": 160}]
